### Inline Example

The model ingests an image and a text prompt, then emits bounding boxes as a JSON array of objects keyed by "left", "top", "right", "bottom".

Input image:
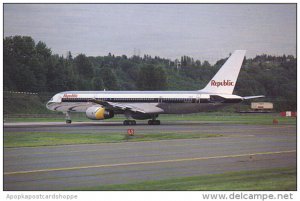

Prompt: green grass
[
  {"left": 160, "top": 113, "right": 296, "bottom": 125},
  {"left": 78, "top": 167, "right": 296, "bottom": 191},
  {"left": 4, "top": 113, "right": 296, "bottom": 125},
  {"left": 4, "top": 131, "right": 222, "bottom": 148},
  {"left": 4, "top": 113, "right": 90, "bottom": 122}
]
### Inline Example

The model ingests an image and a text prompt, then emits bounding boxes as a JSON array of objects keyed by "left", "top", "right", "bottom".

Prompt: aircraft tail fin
[{"left": 200, "top": 50, "right": 246, "bottom": 94}]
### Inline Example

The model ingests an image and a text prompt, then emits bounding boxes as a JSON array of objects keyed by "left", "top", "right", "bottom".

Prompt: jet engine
[{"left": 86, "top": 106, "right": 114, "bottom": 120}]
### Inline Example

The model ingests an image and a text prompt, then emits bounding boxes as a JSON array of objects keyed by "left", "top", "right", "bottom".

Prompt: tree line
[{"left": 3, "top": 36, "right": 297, "bottom": 111}]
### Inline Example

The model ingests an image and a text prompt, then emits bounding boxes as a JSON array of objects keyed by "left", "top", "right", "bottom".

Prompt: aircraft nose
[
  {"left": 46, "top": 101, "right": 54, "bottom": 110},
  {"left": 46, "top": 101, "right": 51, "bottom": 109}
]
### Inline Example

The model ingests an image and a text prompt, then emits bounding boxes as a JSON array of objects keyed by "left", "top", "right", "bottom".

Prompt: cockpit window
[{"left": 50, "top": 98, "right": 53, "bottom": 101}]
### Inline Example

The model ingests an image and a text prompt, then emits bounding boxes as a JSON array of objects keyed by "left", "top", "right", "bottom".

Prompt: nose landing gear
[{"left": 65, "top": 112, "right": 72, "bottom": 124}]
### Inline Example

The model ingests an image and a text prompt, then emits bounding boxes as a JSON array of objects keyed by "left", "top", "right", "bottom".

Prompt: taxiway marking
[{"left": 4, "top": 150, "right": 295, "bottom": 176}]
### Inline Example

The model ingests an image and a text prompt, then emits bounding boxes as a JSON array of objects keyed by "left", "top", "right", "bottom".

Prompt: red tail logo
[{"left": 211, "top": 80, "right": 234, "bottom": 87}]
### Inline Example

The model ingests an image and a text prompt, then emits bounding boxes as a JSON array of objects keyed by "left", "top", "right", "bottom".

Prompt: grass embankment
[
  {"left": 4, "top": 92, "right": 51, "bottom": 114},
  {"left": 4, "top": 131, "right": 222, "bottom": 148},
  {"left": 79, "top": 167, "right": 296, "bottom": 191}
]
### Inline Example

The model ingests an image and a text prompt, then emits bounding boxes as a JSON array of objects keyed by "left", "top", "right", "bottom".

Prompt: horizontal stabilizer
[{"left": 243, "top": 95, "right": 265, "bottom": 100}]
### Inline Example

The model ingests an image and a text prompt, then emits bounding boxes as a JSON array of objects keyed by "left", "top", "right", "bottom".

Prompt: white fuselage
[{"left": 46, "top": 90, "right": 243, "bottom": 114}]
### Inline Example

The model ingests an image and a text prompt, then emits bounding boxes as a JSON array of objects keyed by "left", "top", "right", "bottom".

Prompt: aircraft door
[
  {"left": 158, "top": 96, "right": 163, "bottom": 103},
  {"left": 196, "top": 94, "right": 201, "bottom": 103}
]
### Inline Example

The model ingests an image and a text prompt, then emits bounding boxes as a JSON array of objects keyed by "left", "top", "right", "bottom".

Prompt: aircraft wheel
[
  {"left": 124, "top": 120, "right": 136, "bottom": 125},
  {"left": 148, "top": 120, "right": 160, "bottom": 125},
  {"left": 66, "top": 120, "right": 72, "bottom": 124}
]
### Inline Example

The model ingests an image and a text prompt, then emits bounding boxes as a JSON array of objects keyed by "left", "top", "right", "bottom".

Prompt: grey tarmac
[{"left": 4, "top": 122, "right": 296, "bottom": 190}]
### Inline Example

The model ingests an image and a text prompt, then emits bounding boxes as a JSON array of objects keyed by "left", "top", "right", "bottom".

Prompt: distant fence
[
  {"left": 4, "top": 91, "right": 55, "bottom": 102},
  {"left": 4, "top": 91, "right": 38, "bottom": 95}
]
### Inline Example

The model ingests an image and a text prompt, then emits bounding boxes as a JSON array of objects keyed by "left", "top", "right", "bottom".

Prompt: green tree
[
  {"left": 101, "top": 68, "right": 118, "bottom": 90},
  {"left": 66, "top": 51, "right": 73, "bottom": 61},
  {"left": 92, "top": 77, "right": 104, "bottom": 90},
  {"left": 4, "top": 36, "right": 39, "bottom": 91},
  {"left": 74, "top": 54, "right": 93, "bottom": 78},
  {"left": 36, "top": 41, "right": 51, "bottom": 60},
  {"left": 202, "top": 60, "right": 211, "bottom": 68},
  {"left": 45, "top": 55, "right": 66, "bottom": 92},
  {"left": 137, "top": 65, "right": 167, "bottom": 90}
]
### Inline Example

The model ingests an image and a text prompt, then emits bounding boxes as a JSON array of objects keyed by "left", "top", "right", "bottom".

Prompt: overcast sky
[{"left": 4, "top": 4, "right": 296, "bottom": 64}]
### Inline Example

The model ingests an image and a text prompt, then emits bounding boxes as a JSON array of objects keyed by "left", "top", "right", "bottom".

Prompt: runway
[{"left": 4, "top": 122, "right": 296, "bottom": 190}]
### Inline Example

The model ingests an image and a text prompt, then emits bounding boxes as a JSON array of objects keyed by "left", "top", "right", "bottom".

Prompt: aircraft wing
[{"left": 90, "top": 99, "right": 164, "bottom": 114}]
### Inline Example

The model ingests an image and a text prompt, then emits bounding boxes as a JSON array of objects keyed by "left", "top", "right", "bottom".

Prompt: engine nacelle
[{"left": 86, "top": 106, "right": 114, "bottom": 120}]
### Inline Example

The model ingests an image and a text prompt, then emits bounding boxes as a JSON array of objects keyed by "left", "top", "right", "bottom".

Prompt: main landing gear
[
  {"left": 123, "top": 120, "right": 136, "bottom": 125},
  {"left": 123, "top": 119, "right": 160, "bottom": 125},
  {"left": 148, "top": 120, "right": 160, "bottom": 125},
  {"left": 148, "top": 115, "right": 160, "bottom": 125}
]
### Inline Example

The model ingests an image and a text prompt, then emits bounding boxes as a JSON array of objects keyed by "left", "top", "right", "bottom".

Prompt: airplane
[{"left": 46, "top": 50, "right": 264, "bottom": 125}]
